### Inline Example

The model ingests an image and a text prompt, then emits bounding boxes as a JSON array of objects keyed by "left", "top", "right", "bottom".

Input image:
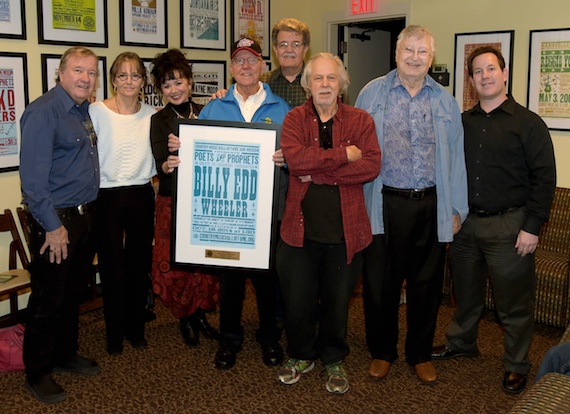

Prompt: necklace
[
  {"left": 115, "top": 96, "right": 140, "bottom": 114},
  {"left": 171, "top": 104, "right": 196, "bottom": 119}
]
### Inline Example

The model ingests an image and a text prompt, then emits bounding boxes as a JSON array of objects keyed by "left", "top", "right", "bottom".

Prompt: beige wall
[{"left": 0, "top": 0, "right": 569, "bottom": 275}]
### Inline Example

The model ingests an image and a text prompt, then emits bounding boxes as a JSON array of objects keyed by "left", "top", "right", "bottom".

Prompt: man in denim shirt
[{"left": 356, "top": 25, "right": 468, "bottom": 383}]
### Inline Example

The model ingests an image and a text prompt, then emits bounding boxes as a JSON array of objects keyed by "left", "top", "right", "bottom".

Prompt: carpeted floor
[{"left": 0, "top": 285, "right": 563, "bottom": 414}]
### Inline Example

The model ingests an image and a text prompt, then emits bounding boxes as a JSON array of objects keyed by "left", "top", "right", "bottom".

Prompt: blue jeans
[{"left": 536, "top": 342, "right": 570, "bottom": 381}]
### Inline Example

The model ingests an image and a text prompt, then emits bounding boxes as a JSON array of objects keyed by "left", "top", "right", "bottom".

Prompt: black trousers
[
  {"left": 96, "top": 184, "right": 155, "bottom": 347},
  {"left": 447, "top": 208, "right": 535, "bottom": 374},
  {"left": 277, "top": 239, "right": 361, "bottom": 365},
  {"left": 23, "top": 208, "right": 96, "bottom": 381},
  {"left": 219, "top": 271, "right": 280, "bottom": 349},
  {"left": 362, "top": 192, "right": 445, "bottom": 365}
]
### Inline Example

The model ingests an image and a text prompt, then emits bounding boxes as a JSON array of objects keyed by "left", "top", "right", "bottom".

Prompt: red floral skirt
[{"left": 152, "top": 195, "right": 219, "bottom": 319}]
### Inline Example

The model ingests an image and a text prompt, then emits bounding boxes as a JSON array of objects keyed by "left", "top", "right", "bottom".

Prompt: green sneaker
[
  {"left": 325, "top": 362, "right": 349, "bottom": 395},
  {"left": 277, "top": 358, "right": 315, "bottom": 385}
]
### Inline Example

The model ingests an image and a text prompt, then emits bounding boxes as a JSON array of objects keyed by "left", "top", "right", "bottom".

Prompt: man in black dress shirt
[{"left": 432, "top": 46, "right": 556, "bottom": 394}]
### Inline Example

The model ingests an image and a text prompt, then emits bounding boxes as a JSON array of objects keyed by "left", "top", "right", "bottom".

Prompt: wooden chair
[{"left": 0, "top": 209, "right": 31, "bottom": 327}]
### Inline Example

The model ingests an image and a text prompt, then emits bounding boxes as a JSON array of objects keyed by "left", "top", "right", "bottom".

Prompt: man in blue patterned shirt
[{"left": 356, "top": 25, "right": 468, "bottom": 384}]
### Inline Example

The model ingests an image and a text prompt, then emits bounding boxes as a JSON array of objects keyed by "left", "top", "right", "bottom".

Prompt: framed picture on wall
[
  {"left": 41, "top": 54, "right": 108, "bottom": 103},
  {"left": 454, "top": 30, "right": 514, "bottom": 112},
  {"left": 38, "top": 0, "right": 109, "bottom": 47},
  {"left": 0, "top": 0, "right": 26, "bottom": 40},
  {"left": 142, "top": 58, "right": 164, "bottom": 110},
  {"left": 180, "top": 0, "right": 226, "bottom": 50},
  {"left": 172, "top": 120, "right": 281, "bottom": 271},
  {"left": 0, "top": 53, "right": 28, "bottom": 173},
  {"left": 191, "top": 60, "right": 227, "bottom": 106},
  {"left": 231, "top": 0, "right": 270, "bottom": 59},
  {"left": 120, "top": 0, "right": 167, "bottom": 48},
  {"left": 528, "top": 28, "right": 570, "bottom": 131}
]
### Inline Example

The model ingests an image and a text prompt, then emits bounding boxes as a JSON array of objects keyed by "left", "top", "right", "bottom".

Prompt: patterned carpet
[{"left": 0, "top": 284, "right": 563, "bottom": 414}]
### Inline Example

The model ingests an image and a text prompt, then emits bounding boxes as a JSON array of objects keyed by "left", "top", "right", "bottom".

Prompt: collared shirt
[
  {"left": 463, "top": 96, "right": 556, "bottom": 235},
  {"left": 20, "top": 83, "right": 100, "bottom": 232},
  {"left": 233, "top": 81, "right": 267, "bottom": 122},
  {"left": 383, "top": 74, "right": 436, "bottom": 189},
  {"left": 261, "top": 68, "right": 306, "bottom": 108},
  {"left": 280, "top": 97, "right": 382, "bottom": 264},
  {"left": 356, "top": 69, "right": 468, "bottom": 242}
]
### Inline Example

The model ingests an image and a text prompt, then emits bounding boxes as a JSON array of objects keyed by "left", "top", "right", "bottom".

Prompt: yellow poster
[{"left": 52, "top": 0, "right": 96, "bottom": 32}]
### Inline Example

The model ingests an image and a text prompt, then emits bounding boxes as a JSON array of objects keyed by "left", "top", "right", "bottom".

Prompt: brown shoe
[
  {"left": 368, "top": 359, "right": 391, "bottom": 379},
  {"left": 414, "top": 361, "right": 437, "bottom": 383}
]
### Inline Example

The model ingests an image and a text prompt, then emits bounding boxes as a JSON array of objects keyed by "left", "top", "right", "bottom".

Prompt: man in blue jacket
[
  {"left": 356, "top": 25, "right": 468, "bottom": 383},
  {"left": 199, "top": 37, "right": 291, "bottom": 370}
]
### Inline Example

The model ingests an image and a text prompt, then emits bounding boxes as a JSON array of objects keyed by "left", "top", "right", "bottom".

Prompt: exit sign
[{"left": 350, "top": 0, "right": 378, "bottom": 15}]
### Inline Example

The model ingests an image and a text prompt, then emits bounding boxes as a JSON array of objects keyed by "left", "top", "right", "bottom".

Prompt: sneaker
[
  {"left": 25, "top": 375, "right": 67, "bottom": 404},
  {"left": 325, "top": 362, "right": 349, "bottom": 395},
  {"left": 54, "top": 353, "right": 101, "bottom": 376},
  {"left": 277, "top": 358, "right": 315, "bottom": 385}
]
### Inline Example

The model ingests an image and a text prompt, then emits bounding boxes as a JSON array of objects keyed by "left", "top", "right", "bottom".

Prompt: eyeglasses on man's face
[
  {"left": 277, "top": 41, "right": 304, "bottom": 50},
  {"left": 116, "top": 73, "right": 143, "bottom": 82},
  {"left": 231, "top": 57, "right": 262, "bottom": 66},
  {"left": 399, "top": 47, "right": 432, "bottom": 58}
]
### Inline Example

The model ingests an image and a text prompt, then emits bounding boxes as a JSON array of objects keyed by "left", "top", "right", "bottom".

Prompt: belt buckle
[
  {"left": 77, "top": 203, "right": 85, "bottom": 215},
  {"left": 411, "top": 189, "right": 423, "bottom": 199}
]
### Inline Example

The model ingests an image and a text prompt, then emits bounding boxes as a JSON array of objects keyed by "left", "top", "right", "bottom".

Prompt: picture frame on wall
[
  {"left": 38, "top": 0, "right": 108, "bottom": 47},
  {"left": 454, "top": 30, "right": 514, "bottom": 112},
  {"left": 120, "top": 0, "right": 167, "bottom": 48},
  {"left": 180, "top": 0, "right": 226, "bottom": 51},
  {"left": 41, "top": 54, "right": 108, "bottom": 103},
  {"left": 142, "top": 58, "right": 164, "bottom": 110},
  {"left": 0, "top": 53, "right": 29, "bottom": 173},
  {"left": 528, "top": 28, "right": 570, "bottom": 131},
  {"left": 231, "top": 0, "right": 270, "bottom": 59},
  {"left": 0, "top": 0, "right": 26, "bottom": 40},
  {"left": 172, "top": 119, "right": 281, "bottom": 271},
  {"left": 191, "top": 60, "right": 227, "bottom": 106}
]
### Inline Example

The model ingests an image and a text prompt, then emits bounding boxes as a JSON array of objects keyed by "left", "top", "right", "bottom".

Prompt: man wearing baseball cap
[{"left": 198, "top": 37, "right": 291, "bottom": 370}]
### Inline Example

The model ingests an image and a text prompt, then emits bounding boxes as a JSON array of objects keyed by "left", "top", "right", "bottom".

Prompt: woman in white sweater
[{"left": 89, "top": 52, "right": 157, "bottom": 355}]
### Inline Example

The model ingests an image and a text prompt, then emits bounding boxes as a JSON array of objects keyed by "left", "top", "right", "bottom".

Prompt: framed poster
[
  {"left": 142, "top": 58, "right": 164, "bottom": 110},
  {"left": 528, "top": 28, "right": 570, "bottom": 131},
  {"left": 120, "top": 0, "right": 167, "bottom": 48},
  {"left": 181, "top": 0, "right": 226, "bottom": 51},
  {"left": 454, "top": 30, "right": 514, "bottom": 112},
  {"left": 191, "top": 60, "right": 227, "bottom": 106},
  {"left": 231, "top": 0, "right": 270, "bottom": 59},
  {"left": 0, "top": 0, "right": 26, "bottom": 39},
  {"left": 0, "top": 53, "right": 28, "bottom": 173},
  {"left": 38, "top": 0, "right": 108, "bottom": 47},
  {"left": 173, "top": 120, "right": 281, "bottom": 271},
  {"left": 41, "top": 54, "right": 107, "bottom": 103}
]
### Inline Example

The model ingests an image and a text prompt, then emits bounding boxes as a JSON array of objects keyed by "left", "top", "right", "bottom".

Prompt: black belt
[
  {"left": 382, "top": 186, "right": 436, "bottom": 200},
  {"left": 56, "top": 200, "right": 96, "bottom": 217},
  {"left": 469, "top": 206, "right": 521, "bottom": 217}
]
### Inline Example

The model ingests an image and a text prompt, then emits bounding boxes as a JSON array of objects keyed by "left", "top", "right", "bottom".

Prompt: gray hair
[
  {"left": 396, "top": 25, "right": 436, "bottom": 55},
  {"left": 300, "top": 53, "right": 350, "bottom": 97}
]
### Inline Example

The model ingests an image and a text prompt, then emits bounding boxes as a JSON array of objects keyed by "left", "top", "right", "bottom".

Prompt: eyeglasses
[
  {"left": 400, "top": 47, "right": 432, "bottom": 58},
  {"left": 277, "top": 41, "right": 304, "bottom": 50},
  {"left": 231, "top": 57, "right": 261, "bottom": 66},
  {"left": 82, "top": 119, "right": 97, "bottom": 147},
  {"left": 116, "top": 73, "right": 143, "bottom": 81}
]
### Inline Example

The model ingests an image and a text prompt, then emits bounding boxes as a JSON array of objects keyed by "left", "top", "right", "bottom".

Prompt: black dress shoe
[
  {"left": 54, "top": 353, "right": 101, "bottom": 376},
  {"left": 261, "top": 343, "right": 284, "bottom": 366},
  {"left": 502, "top": 371, "right": 527, "bottom": 394},
  {"left": 431, "top": 345, "right": 478, "bottom": 360},
  {"left": 127, "top": 336, "right": 148, "bottom": 350},
  {"left": 26, "top": 375, "right": 67, "bottom": 404},
  {"left": 192, "top": 308, "right": 220, "bottom": 340},
  {"left": 107, "top": 342, "right": 124, "bottom": 356},
  {"left": 180, "top": 317, "right": 199, "bottom": 347},
  {"left": 215, "top": 345, "right": 238, "bottom": 370}
]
